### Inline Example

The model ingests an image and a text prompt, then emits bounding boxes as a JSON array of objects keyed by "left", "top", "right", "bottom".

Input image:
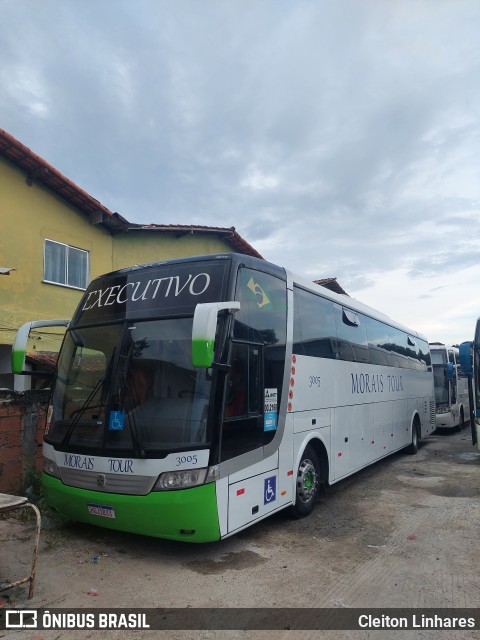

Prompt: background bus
[
  {"left": 13, "top": 253, "right": 436, "bottom": 542},
  {"left": 429, "top": 342, "right": 470, "bottom": 430}
]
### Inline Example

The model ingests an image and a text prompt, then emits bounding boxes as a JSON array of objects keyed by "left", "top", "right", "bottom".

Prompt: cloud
[{"left": 0, "top": 0, "right": 479, "bottom": 343}]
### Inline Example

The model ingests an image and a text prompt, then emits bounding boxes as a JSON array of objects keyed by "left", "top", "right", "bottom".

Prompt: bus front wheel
[{"left": 290, "top": 445, "right": 321, "bottom": 518}]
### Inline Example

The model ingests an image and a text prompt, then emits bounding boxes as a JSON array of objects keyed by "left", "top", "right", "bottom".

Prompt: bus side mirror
[
  {"left": 445, "top": 362, "right": 454, "bottom": 380},
  {"left": 459, "top": 341, "right": 473, "bottom": 376},
  {"left": 192, "top": 302, "right": 240, "bottom": 368},
  {"left": 12, "top": 320, "right": 69, "bottom": 375}
]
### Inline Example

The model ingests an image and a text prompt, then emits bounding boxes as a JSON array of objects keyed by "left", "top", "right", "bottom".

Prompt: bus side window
[
  {"left": 389, "top": 328, "right": 412, "bottom": 369},
  {"left": 364, "top": 316, "right": 391, "bottom": 366},
  {"left": 292, "top": 287, "right": 337, "bottom": 359},
  {"left": 334, "top": 306, "right": 369, "bottom": 363},
  {"left": 418, "top": 339, "right": 431, "bottom": 369}
]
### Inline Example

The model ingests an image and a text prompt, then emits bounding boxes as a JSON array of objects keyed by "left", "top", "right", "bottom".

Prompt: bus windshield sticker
[
  {"left": 247, "top": 277, "right": 271, "bottom": 309},
  {"left": 264, "top": 476, "right": 276, "bottom": 504},
  {"left": 109, "top": 410, "right": 125, "bottom": 431},
  {"left": 264, "top": 388, "right": 278, "bottom": 432}
]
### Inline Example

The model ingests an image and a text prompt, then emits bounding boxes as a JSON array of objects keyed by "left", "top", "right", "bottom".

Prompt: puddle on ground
[
  {"left": 397, "top": 473, "right": 477, "bottom": 498},
  {"left": 457, "top": 451, "right": 480, "bottom": 462},
  {"left": 427, "top": 484, "right": 477, "bottom": 498},
  {"left": 185, "top": 549, "right": 266, "bottom": 575}
]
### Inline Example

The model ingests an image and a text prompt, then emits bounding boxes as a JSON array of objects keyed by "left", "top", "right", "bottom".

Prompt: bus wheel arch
[
  {"left": 290, "top": 438, "right": 328, "bottom": 519},
  {"left": 406, "top": 414, "right": 421, "bottom": 455}
]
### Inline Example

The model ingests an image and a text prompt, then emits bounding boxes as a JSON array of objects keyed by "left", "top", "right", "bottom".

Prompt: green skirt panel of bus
[{"left": 42, "top": 474, "right": 221, "bottom": 542}]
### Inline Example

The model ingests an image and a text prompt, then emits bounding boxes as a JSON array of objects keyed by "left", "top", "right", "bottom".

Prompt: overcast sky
[{"left": 1, "top": 0, "right": 479, "bottom": 344}]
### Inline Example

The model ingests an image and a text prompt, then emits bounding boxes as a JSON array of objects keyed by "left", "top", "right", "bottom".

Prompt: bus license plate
[{"left": 87, "top": 504, "right": 116, "bottom": 519}]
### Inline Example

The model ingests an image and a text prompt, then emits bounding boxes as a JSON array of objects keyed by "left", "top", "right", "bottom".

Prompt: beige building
[{"left": 0, "top": 128, "right": 262, "bottom": 389}]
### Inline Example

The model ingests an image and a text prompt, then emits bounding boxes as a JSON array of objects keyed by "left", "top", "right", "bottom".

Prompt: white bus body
[{"left": 13, "top": 254, "right": 436, "bottom": 541}]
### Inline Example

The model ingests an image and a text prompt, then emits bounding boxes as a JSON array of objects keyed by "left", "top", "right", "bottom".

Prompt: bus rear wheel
[
  {"left": 290, "top": 445, "right": 321, "bottom": 518},
  {"left": 406, "top": 420, "right": 420, "bottom": 455}
]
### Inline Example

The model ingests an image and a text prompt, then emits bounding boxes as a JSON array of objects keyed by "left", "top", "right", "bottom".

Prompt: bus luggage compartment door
[{"left": 227, "top": 470, "right": 283, "bottom": 533}]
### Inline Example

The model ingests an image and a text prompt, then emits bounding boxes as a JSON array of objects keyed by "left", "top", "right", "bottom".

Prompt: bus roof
[
  {"left": 286, "top": 268, "right": 429, "bottom": 342},
  {"left": 82, "top": 253, "right": 428, "bottom": 342}
]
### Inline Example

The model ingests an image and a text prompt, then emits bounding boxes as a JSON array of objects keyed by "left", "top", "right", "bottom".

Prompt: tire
[
  {"left": 458, "top": 408, "right": 465, "bottom": 430},
  {"left": 290, "top": 445, "right": 321, "bottom": 518},
  {"left": 406, "top": 421, "right": 419, "bottom": 455}
]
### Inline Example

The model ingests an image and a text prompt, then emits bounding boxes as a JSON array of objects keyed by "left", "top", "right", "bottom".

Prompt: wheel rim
[{"left": 297, "top": 458, "right": 317, "bottom": 504}]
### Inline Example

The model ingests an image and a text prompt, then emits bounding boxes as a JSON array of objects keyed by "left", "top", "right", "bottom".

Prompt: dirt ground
[{"left": 1, "top": 427, "right": 479, "bottom": 640}]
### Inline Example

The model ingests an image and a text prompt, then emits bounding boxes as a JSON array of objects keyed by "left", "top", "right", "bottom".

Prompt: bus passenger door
[
  {"left": 221, "top": 342, "right": 263, "bottom": 461},
  {"left": 449, "top": 350, "right": 457, "bottom": 407},
  {"left": 221, "top": 342, "right": 286, "bottom": 534}
]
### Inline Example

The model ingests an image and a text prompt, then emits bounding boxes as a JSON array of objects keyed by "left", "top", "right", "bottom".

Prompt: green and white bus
[{"left": 13, "top": 253, "right": 436, "bottom": 542}]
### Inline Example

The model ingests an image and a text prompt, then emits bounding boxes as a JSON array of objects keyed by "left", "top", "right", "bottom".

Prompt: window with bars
[{"left": 44, "top": 239, "right": 89, "bottom": 290}]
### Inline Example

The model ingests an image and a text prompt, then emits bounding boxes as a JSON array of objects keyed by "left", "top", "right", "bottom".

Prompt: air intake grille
[{"left": 59, "top": 468, "right": 156, "bottom": 495}]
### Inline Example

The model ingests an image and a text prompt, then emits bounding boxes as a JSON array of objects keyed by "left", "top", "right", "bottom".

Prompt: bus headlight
[
  {"left": 43, "top": 457, "right": 61, "bottom": 479},
  {"left": 153, "top": 468, "right": 208, "bottom": 491}
]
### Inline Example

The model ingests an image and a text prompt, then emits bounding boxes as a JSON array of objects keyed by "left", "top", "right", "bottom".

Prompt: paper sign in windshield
[{"left": 264, "top": 388, "right": 278, "bottom": 432}]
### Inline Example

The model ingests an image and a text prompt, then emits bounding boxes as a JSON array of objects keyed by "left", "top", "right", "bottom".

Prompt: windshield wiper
[
  {"left": 61, "top": 348, "right": 117, "bottom": 448},
  {"left": 123, "top": 375, "right": 146, "bottom": 457},
  {"left": 113, "top": 341, "right": 146, "bottom": 457},
  {"left": 61, "top": 376, "right": 105, "bottom": 447}
]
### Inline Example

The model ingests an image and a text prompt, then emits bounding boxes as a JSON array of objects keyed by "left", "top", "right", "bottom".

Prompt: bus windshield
[
  {"left": 431, "top": 349, "right": 449, "bottom": 405},
  {"left": 46, "top": 317, "right": 213, "bottom": 454},
  {"left": 431, "top": 350, "right": 447, "bottom": 366},
  {"left": 432, "top": 365, "right": 449, "bottom": 405}
]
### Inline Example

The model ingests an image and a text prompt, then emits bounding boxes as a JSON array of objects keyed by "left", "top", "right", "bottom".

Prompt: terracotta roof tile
[
  {"left": 0, "top": 129, "right": 263, "bottom": 256},
  {"left": 314, "top": 277, "right": 349, "bottom": 296}
]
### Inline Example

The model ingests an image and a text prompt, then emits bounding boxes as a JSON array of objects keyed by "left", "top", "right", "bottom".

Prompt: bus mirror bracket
[
  {"left": 445, "top": 362, "right": 454, "bottom": 380},
  {"left": 459, "top": 341, "right": 473, "bottom": 376},
  {"left": 12, "top": 320, "right": 69, "bottom": 375},
  {"left": 211, "top": 362, "right": 231, "bottom": 373},
  {"left": 192, "top": 302, "right": 240, "bottom": 369}
]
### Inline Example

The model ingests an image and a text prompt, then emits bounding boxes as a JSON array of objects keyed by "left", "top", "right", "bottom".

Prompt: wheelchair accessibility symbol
[
  {"left": 109, "top": 410, "right": 125, "bottom": 431},
  {"left": 264, "top": 476, "right": 276, "bottom": 505}
]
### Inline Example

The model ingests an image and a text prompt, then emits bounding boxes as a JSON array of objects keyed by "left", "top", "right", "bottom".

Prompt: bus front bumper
[
  {"left": 435, "top": 411, "right": 456, "bottom": 429},
  {"left": 42, "top": 473, "right": 221, "bottom": 543}
]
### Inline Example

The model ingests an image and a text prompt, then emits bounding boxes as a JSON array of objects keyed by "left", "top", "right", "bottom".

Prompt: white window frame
[{"left": 43, "top": 239, "right": 89, "bottom": 290}]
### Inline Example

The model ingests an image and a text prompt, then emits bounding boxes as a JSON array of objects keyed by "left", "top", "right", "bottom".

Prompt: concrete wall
[{"left": 0, "top": 390, "right": 49, "bottom": 493}]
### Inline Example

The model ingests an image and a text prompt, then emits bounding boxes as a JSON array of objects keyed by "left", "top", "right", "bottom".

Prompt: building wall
[
  {"left": 0, "top": 154, "right": 247, "bottom": 390},
  {"left": 0, "top": 156, "right": 113, "bottom": 348},
  {"left": 112, "top": 232, "right": 234, "bottom": 271}
]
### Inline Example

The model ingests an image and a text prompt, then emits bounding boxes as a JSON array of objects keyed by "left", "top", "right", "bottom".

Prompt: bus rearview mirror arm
[
  {"left": 211, "top": 362, "right": 231, "bottom": 373},
  {"left": 12, "top": 319, "right": 69, "bottom": 375},
  {"left": 445, "top": 362, "right": 454, "bottom": 380},
  {"left": 192, "top": 302, "right": 240, "bottom": 369}
]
